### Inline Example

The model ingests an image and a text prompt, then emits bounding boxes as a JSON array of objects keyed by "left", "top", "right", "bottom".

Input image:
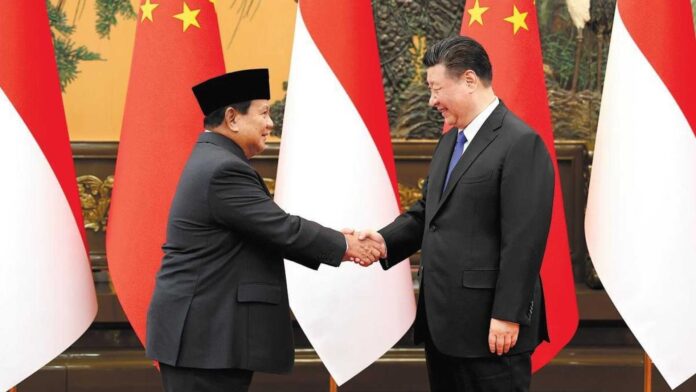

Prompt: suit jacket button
[{"left": 429, "top": 225, "right": 438, "bottom": 232}]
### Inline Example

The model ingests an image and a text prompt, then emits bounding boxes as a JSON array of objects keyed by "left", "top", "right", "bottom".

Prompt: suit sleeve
[
  {"left": 491, "top": 132, "right": 554, "bottom": 325},
  {"left": 378, "top": 175, "right": 429, "bottom": 270},
  {"left": 207, "top": 161, "right": 346, "bottom": 270},
  {"left": 378, "top": 134, "right": 451, "bottom": 270}
]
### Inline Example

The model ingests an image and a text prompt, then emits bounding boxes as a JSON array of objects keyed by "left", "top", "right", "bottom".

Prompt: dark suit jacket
[
  {"left": 146, "top": 132, "right": 345, "bottom": 373},
  {"left": 379, "top": 102, "right": 553, "bottom": 358}
]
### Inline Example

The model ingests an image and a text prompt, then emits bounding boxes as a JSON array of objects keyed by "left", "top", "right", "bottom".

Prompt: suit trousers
[
  {"left": 420, "top": 277, "right": 531, "bottom": 392},
  {"left": 424, "top": 328, "right": 531, "bottom": 392},
  {"left": 159, "top": 363, "right": 253, "bottom": 392}
]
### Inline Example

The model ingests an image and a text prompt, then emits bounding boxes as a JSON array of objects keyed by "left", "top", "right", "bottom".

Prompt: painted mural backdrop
[
  {"left": 50, "top": 0, "right": 696, "bottom": 141},
  {"left": 48, "top": 0, "right": 296, "bottom": 140}
]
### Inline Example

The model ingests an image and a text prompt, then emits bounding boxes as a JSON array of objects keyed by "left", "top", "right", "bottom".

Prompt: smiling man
[
  {"left": 358, "top": 37, "right": 555, "bottom": 391},
  {"left": 145, "top": 69, "right": 382, "bottom": 392}
]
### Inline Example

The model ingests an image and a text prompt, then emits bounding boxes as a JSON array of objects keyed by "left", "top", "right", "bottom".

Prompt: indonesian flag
[
  {"left": 585, "top": 0, "right": 696, "bottom": 388},
  {"left": 461, "top": 0, "right": 578, "bottom": 371},
  {"left": 275, "top": 1, "right": 416, "bottom": 385},
  {"left": 0, "top": 2, "right": 97, "bottom": 389},
  {"left": 107, "top": 0, "right": 225, "bottom": 345}
]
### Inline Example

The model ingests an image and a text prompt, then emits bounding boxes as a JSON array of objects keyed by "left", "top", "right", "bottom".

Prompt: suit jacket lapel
[
  {"left": 435, "top": 103, "right": 507, "bottom": 213},
  {"left": 428, "top": 128, "right": 458, "bottom": 206}
]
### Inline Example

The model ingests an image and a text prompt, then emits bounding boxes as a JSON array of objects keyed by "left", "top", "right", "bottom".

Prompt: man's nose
[
  {"left": 267, "top": 117, "right": 274, "bottom": 130},
  {"left": 428, "top": 93, "right": 437, "bottom": 107}
]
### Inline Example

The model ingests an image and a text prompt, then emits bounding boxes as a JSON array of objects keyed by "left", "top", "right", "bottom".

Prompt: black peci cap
[{"left": 192, "top": 68, "right": 270, "bottom": 115}]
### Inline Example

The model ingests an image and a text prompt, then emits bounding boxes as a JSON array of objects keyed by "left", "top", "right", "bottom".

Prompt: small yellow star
[
  {"left": 209, "top": 0, "right": 216, "bottom": 3},
  {"left": 467, "top": 0, "right": 489, "bottom": 27},
  {"left": 504, "top": 5, "right": 529, "bottom": 35},
  {"left": 173, "top": 2, "right": 201, "bottom": 32},
  {"left": 140, "top": 0, "right": 159, "bottom": 23}
]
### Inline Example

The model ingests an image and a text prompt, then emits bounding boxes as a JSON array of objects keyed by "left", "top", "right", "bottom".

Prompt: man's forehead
[
  {"left": 426, "top": 67, "right": 444, "bottom": 86},
  {"left": 250, "top": 99, "right": 270, "bottom": 109}
]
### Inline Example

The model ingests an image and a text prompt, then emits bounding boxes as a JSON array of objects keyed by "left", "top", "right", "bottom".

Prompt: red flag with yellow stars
[
  {"left": 461, "top": 0, "right": 579, "bottom": 371},
  {"left": 107, "top": 0, "right": 225, "bottom": 346}
]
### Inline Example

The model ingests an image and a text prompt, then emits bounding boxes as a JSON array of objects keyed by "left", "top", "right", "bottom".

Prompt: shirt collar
[{"left": 459, "top": 97, "right": 499, "bottom": 142}]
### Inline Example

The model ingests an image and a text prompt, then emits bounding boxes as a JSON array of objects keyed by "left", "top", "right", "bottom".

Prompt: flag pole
[
  {"left": 329, "top": 376, "right": 338, "bottom": 392},
  {"left": 644, "top": 352, "right": 652, "bottom": 392}
]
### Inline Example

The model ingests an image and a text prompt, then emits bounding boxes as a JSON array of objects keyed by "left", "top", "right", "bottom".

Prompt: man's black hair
[{"left": 423, "top": 36, "right": 492, "bottom": 85}]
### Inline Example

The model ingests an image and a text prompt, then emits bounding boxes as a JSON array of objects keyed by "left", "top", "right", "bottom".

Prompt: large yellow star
[
  {"left": 504, "top": 5, "right": 529, "bottom": 35},
  {"left": 140, "top": 0, "right": 159, "bottom": 23},
  {"left": 173, "top": 2, "right": 201, "bottom": 32},
  {"left": 467, "top": 0, "right": 489, "bottom": 27}
]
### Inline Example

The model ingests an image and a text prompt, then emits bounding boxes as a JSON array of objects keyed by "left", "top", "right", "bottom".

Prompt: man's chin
[{"left": 248, "top": 143, "right": 266, "bottom": 158}]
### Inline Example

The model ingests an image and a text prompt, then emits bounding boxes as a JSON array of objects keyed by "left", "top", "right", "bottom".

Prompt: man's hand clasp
[{"left": 341, "top": 228, "right": 387, "bottom": 266}]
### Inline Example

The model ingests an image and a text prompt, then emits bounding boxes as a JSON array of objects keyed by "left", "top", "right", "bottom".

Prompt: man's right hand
[
  {"left": 341, "top": 228, "right": 385, "bottom": 265},
  {"left": 353, "top": 229, "right": 387, "bottom": 266}
]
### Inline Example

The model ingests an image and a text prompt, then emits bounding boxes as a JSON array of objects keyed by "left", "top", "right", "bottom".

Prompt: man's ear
[
  {"left": 461, "top": 70, "right": 478, "bottom": 91},
  {"left": 225, "top": 107, "right": 239, "bottom": 132}
]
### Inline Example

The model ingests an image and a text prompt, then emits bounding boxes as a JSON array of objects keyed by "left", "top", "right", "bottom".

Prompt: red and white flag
[
  {"left": 460, "top": 0, "right": 578, "bottom": 371},
  {"left": 585, "top": 0, "right": 696, "bottom": 388},
  {"left": 275, "top": 0, "right": 416, "bottom": 385},
  {"left": 0, "top": 2, "right": 97, "bottom": 389},
  {"left": 107, "top": 0, "right": 225, "bottom": 345}
]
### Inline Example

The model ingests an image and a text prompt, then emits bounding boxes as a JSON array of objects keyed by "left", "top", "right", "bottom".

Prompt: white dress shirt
[{"left": 456, "top": 97, "right": 499, "bottom": 156}]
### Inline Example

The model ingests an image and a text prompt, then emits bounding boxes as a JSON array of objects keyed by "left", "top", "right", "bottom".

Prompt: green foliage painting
[
  {"left": 95, "top": 0, "right": 137, "bottom": 38},
  {"left": 373, "top": 0, "right": 464, "bottom": 139},
  {"left": 538, "top": 0, "right": 615, "bottom": 140},
  {"left": 47, "top": 0, "right": 135, "bottom": 91}
]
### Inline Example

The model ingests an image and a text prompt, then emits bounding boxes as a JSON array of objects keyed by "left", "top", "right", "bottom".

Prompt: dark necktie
[{"left": 443, "top": 131, "right": 467, "bottom": 191}]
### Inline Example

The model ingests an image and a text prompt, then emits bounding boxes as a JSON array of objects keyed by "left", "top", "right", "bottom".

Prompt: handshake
[{"left": 341, "top": 228, "right": 386, "bottom": 267}]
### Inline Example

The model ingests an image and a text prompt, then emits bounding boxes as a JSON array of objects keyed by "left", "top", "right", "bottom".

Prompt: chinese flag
[
  {"left": 107, "top": 0, "right": 225, "bottom": 345},
  {"left": 461, "top": 0, "right": 578, "bottom": 371}
]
